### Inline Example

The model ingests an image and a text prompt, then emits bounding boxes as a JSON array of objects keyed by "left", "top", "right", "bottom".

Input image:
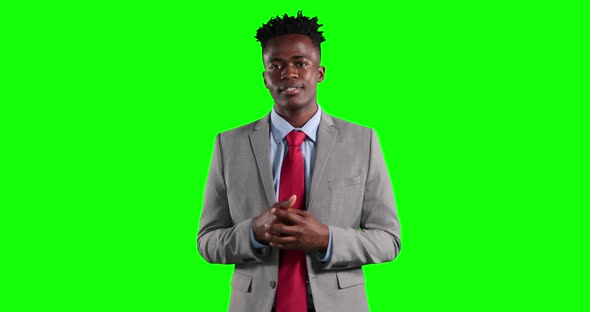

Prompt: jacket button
[{"left": 270, "top": 281, "right": 276, "bottom": 288}]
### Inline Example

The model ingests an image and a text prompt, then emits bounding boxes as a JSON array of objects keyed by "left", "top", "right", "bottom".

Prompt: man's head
[{"left": 255, "top": 11, "right": 326, "bottom": 113}]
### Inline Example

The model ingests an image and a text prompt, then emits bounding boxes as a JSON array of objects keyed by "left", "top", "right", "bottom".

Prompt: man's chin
[{"left": 275, "top": 99, "right": 314, "bottom": 112}]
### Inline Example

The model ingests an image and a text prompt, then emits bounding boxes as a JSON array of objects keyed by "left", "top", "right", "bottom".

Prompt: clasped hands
[{"left": 252, "top": 195, "right": 329, "bottom": 251}]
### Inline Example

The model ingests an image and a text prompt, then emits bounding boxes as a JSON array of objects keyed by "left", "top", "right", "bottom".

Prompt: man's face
[{"left": 263, "top": 34, "right": 325, "bottom": 112}]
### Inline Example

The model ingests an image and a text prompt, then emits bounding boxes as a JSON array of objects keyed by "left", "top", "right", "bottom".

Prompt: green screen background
[{"left": 3, "top": 0, "right": 588, "bottom": 311}]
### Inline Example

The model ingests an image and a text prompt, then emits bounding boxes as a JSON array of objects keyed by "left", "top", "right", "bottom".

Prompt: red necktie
[{"left": 276, "top": 131, "right": 308, "bottom": 312}]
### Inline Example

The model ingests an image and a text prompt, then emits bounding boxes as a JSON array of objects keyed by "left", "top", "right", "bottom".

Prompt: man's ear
[
  {"left": 262, "top": 71, "right": 269, "bottom": 88},
  {"left": 318, "top": 66, "right": 325, "bottom": 83}
]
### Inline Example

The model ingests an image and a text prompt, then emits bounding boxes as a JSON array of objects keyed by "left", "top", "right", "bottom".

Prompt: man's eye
[
  {"left": 296, "top": 62, "right": 308, "bottom": 67},
  {"left": 270, "top": 64, "right": 282, "bottom": 70}
]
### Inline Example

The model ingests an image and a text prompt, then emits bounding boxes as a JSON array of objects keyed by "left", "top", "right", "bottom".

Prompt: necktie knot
[{"left": 286, "top": 131, "right": 307, "bottom": 148}]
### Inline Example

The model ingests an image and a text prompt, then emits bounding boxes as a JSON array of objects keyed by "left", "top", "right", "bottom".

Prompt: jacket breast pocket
[
  {"left": 328, "top": 176, "right": 364, "bottom": 225},
  {"left": 328, "top": 176, "right": 362, "bottom": 189}
]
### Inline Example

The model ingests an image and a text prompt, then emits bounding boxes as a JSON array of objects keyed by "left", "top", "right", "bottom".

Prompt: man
[{"left": 197, "top": 11, "right": 401, "bottom": 312}]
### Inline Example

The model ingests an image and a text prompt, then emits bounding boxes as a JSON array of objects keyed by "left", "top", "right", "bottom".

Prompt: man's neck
[{"left": 274, "top": 104, "right": 318, "bottom": 128}]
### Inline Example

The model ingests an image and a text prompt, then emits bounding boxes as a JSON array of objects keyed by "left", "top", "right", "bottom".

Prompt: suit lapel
[
  {"left": 249, "top": 115, "right": 276, "bottom": 208},
  {"left": 308, "top": 113, "right": 338, "bottom": 209}
]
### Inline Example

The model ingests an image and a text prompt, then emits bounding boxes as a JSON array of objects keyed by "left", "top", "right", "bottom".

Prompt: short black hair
[{"left": 255, "top": 10, "right": 326, "bottom": 51}]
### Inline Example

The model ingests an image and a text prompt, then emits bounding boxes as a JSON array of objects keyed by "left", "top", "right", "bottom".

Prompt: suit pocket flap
[
  {"left": 231, "top": 272, "right": 252, "bottom": 292},
  {"left": 336, "top": 270, "right": 365, "bottom": 289},
  {"left": 329, "top": 176, "right": 362, "bottom": 189}
]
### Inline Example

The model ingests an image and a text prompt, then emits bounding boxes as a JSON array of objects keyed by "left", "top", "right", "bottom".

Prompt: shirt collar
[{"left": 270, "top": 106, "right": 322, "bottom": 144}]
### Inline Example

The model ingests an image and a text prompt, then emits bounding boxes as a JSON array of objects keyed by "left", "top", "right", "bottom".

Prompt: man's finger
[
  {"left": 269, "top": 242, "right": 302, "bottom": 250},
  {"left": 265, "top": 232, "right": 298, "bottom": 245},
  {"left": 266, "top": 223, "right": 302, "bottom": 236},
  {"left": 263, "top": 223, "right": 282, "bottom": 236},
  {"left": 276, "top": 195, "right": 297, "bottom": 209},
  {"left": 273, "top": 208, "right": 305, "bottom": 224},
  {"left": 287, "top": 208, "right": 308, "bottom": 216},
  {"left": 271, "top": 209, "right": 293, "bottom": 223}
]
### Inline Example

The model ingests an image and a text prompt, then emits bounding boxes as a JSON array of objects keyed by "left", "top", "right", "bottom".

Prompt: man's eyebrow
[{"left": 268, "top": 55, "right": 309, "bottom": 63}]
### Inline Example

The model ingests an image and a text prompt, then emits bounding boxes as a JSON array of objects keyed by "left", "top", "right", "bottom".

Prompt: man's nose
[{"left": 281, "top": 64, "right": 298, "bottom": 80}]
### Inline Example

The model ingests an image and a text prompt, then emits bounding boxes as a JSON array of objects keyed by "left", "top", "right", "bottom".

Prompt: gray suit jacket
[{"left": 197, "top": 112, "right": 401, "bottom": 312}]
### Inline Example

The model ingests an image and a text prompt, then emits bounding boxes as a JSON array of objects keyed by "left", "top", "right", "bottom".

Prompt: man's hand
[
  {"left": 251, "top": 196, "right": 297, "bottom": 243},
  {"left": 264, "top": 195, "right": 330, "bottom": 251}
]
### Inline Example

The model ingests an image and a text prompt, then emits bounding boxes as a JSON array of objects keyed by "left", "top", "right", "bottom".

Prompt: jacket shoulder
[
  {"left": 218, "top": 116, "right": 268, "bottom": 139},
  {"left": 327, "top": 114, "right": 373, "bottom": 135}
]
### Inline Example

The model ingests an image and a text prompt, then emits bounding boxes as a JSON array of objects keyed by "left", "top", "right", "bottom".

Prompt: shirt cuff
[
  {"left": 250, "top": 223, "right": 268, "bottom": 249},
  {"left": 317, "top": 227, "right": 333, "bottom": 263}
]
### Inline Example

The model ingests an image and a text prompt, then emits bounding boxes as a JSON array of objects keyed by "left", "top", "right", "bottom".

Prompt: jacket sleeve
[
  {"left": 196, "top": 134, "right": 271, "bottom": 264},
  {"left": 322, "top": 129, "right": 401, "bottom": 270}
]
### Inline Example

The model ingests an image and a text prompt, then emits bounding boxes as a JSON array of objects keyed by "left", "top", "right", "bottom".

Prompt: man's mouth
[{"left": 279, "top": 85, "right": 303, "bottom": 95}]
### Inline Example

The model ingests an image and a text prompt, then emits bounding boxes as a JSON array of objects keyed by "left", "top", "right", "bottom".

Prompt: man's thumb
[{"left": 279, "top": 195, "right": 297, "bottom": 209}]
